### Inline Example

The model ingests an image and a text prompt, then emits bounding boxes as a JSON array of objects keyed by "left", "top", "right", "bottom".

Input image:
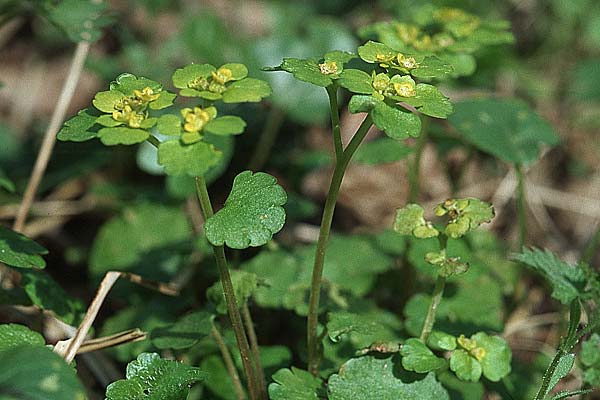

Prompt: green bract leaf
[
  {"left": 57, "top": 109, "right": 99, "bottom": 142},
  {"left": 327, "top": 311, "right": 401, "bottom": 347},
  {"left": 270, "top": 51, "right": 355, "bottom": 88},
  {"left": 0, "top": 345, "right": 86, "bottom": 400},
  {"left": 150, "top": 311, "right": 214, "bottom": 350},
  {"left": 472, "top": 332, "right": 511, "bottom": 381},
  {"left": 0, "top": 226, "right": 48, "bottom": 269},
  {"left": 0, "top": 324, "right": 45, "bottom": 352},
  {"left": 93, "top": 90, "right": 126, "bottom": 113},
  {"left": 328, "top": 356, "right": 449, "bottom": 399},
  {"left": 204, "top": 171, "right": 287, "bottom": 249},
  {"left": 148, "top": 91, "right": 176, "bottom": 110},
  {"left": 105, "top": 353, "right": 207, "bottom": 400},
  {"left": 98, "top": 127, "right": 150, "bottom": 146},
  {"left": 513, "top": 248, "right": 586, "bottom": 304},
  {"left": 338, "top": 69, "right": 374, "bottom": 94},
  {"left": 172, "top": 64, "right": 216, "bottom": 89},
  {"left": 372, "top": 101, "right": 422, "bottom": 139},
  {"left": 428, "top": 331, "right": 457, "bottom": 351},
  {"left": 222, "top": 78, "right": 272, "bottom": 103},
  {"left": 450, "top": 349, "right": 482, "bottom": 382},
  {"left": 436, "top": 198, "right": 494, "bottom": 239},
  {"left": 449, "top": 98, "right": 560, "bottom": 166},
  {"left": 21, "top": 271, "right": 85, "bottom": 325},
  {"left": 411, "top": 84, "right": 453, "bottom": 118},
  {"left": 206, "top": 270, "right": 258, "bottom": 314},
  {"left": 109, "top": 73, "right": 162, "bottom": 95},
  {"left": 156, "top": 114, "right": 182, "bottom": 136},
  {"left": 393, "top": 204, "right": 439, "bottom": 238},
  {"left": 400, "top": 338, "right": 446, "bottom": 373},
  {"left": 425, "top": 250, "right": 470, "bottom": 278},
  {"left": 44, "top": 0, "right": 110, "bottom": 43},
  {"left": 157, "top": 140, "right": 223, "bottom": 177},
  {"left": 269, "top": 367, "right": 322, "bottom": 400},
  {"left": 546, "top": 353, "right": 576, "bottom": 396},
  {"left": 205, "top": 116, "right": 246, "bottom": 136},
  {"left": 354, "top": 137, "right": 413, "bottom": 164}
]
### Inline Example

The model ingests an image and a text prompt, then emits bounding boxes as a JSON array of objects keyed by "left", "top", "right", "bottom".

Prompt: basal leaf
[
  {"left": 204, "top": 171, "right": 287, "bottom": 249},
  {"left": 105, "top": 353, "right": 207, "bottom": 400},
  {"left": 0, "top": 226, "right": 48, "bottom": 269},
  {"left": 354, "top": 137, "right": 413, "bottom": 165},
  {"left": 449, "top": 98, "right": 560, "bottom": 166},
  {"left": 0, "top": 345, "right": 86, "bottom": 400},
  {"left": 157, "top": 139, "right": 223, "bottom": 177},
  {"left": 513, "top": 248, "right": 586, "bottom": 304},
  {"left": 57, "top": 109, "right": 99, "bottom": 142},
  {"left": 327, "top": 310, "right": 401, "bottom": 348},
  {"left": 400, "top": 338, "right": 446, "bottom": 373},
  {"left": 269, "top": 367, "right": 322, "bottom": 400},
  {"left": 0, "top": 324, "right": 45, "bottom": 352},
  {"left": 206, "top": 270, "right": 258, "bottom": 314},
  {"left": 328, "top": 355, "right": 450, "bottom": 400},
  {"left": 150, "top": 311, "right": 214, "bottom": 350}
]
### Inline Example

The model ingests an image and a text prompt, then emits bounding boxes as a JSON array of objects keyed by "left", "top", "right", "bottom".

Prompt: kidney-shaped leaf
[
  {"left": 400, "top": 338, "right": 446, "bottom": 373},
  {"left": 157, "top": 139, "right": 223, "bottom": 177},
  {"left": 105, "top": 352, "right": 207, "bottom": 400},
  {"left": 0, "top": 226, "right": 48, "bottom": 269},
  {"left": 205, "top": 171, "right": 287, "bottom": 249},
  {"left": 57, "top": 109, "right": 99, "bottom": 142},
  {"left": 449, "top": 98, "right": 559, "bottom": 166},
  {"left": 150, "top": 311, "right": 214, "bottom": 350},
  {"left": 269, "top": 367, "right": 322, "bottom": 400},
  {"left": 0, "top": 323, "right": 45, "bottom": 352}
]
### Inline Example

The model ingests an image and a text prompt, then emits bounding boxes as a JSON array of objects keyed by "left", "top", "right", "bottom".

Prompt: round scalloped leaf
[
  {"left": 400, "top": 338, "right": 446, "bottom": 373},
  {"left": 354, "top": 137, "right": 413, "bottom": 165},
  {"left": 410, "top": 56, "right": 454, "bottom": 80},
  {"left": 428, "top": 331, "right": 457, "bottom": 351},
  {"left": 450, "top": 349, "right": 482, "bottom": 382},
  {"left": 473, "top": 332, "right": 511, "bottom": 382},
  {"left": 328, "top": 355, "right": 450, "bottom": 400},
  {"left": 222, "top": 78, "right": 272, "bottom": 103},
  {"left": 0, "top": 226, "right": 48, "bottom": 269},
  {"left": 445, "top": 199, "right": 494, "bottom": 239},
  {"left": 338, "top": 69, "right": 374, "bottom": 94},
  {"left": 205, "top": 116, "right": 246, "bottom": 136},
  {"left": 150, "top": 311, "right": 214, "bottom": 350},
  {"left": 96, "top": 114, "right": 122, "bottom": 127},
  {"left": 105, "top": 352, "right": 207, "bottom": 400},
  {"left": 206, "top": 270, "right": 258, "bottom": 314},
  {"left": 157, "top": 140, "right": 222, "bottom": 177},
  {"left": 278, "top": 58, "right": 333, "bottom": 87},
  {"left": 221, "top": 63, "right": 248, "bottom": 80},
  {"left": 109, "top": 73, "right": 161, "bottom": 95},
  {"left": 372, "top": 101, "right": 422, "bottom": 139},
  {"left": 358, "top": 41, "right": 396, "bottom": 63},
  {"left": 269, "top": 367, "right": 322, "bottom": 400},
  {"left": 326, "top": 310, "right": 401, "bottom": 347},
  {"left": 156, "top": 114, "right": 182, "bottom": 136},
  {"left": 449, "top": 98, "right": 560, "bottom": 166},
  {"left": 0, "top": 345, "right": 86, "bottom": 400},
  {"left": 148, "top": 91, "right": 176, "bottom": 110},
  {"left": 93, "top": 90, "right": 126, "bottom": 113},
  {"left": 98, "top": 127, "right": 150, "bottom": 145},
  {"left": 204, "top": 171, "right": 287, "bottom": 249},
  {"left": 0, "top": 324, "right": 45, "bottom": 352},
  {"left": 172, "top": 64, "right": 216, "bottom": 89},
  {"left": 393, "top": 204, "right": 438, "bottom": 238},
  {"left": 409, "top": 84, "right": 453, "bottom": 118},
  {"left": 57, "top": 109, "right": 99, "bottom": 142}
]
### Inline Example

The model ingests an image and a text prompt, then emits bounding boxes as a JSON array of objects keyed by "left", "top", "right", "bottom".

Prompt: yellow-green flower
[
  {"left": 319, "top": 61, "right": 339, "bottom": 75},
  {"left": 179, "top": 106, "right": 217, "bottom": 144}
]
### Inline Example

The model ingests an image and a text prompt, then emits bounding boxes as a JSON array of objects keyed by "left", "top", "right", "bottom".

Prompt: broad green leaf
[
  {"left": 425, "top": 250, "right": 470, "bottom": 277},
  {"left": 109, "top": 73, "right": 162, "bottom": 95},
  {"left": 0, "top": 345, "right": 86, "bottom": 400},
  {"left": 437, "top": 198, "right": 494, "bottom": 239},
  {"left": 204, "top": 171, "right": 287, "bottom": 249},
  {"left": 449, "top": 99, "right": 560, "bottom": 166},
  {"left": 354, "top": 137, "right": 413, "bottom": 165},
  {"left": 328, "top": 355, "right": 449, "bottom": 400},
  {"left": 269, "top": 367, "right": 322, "bottom": 400},
  {"left": 348, "top": 95, "right": 379, "bottom": 113},
  {"left": 400, "top": 338, "right": 446, "bottom": 373},
  {"left": 276, "top": 58, "right": 335, "bottom": 87},
  {"left": 546, "top": 353, "right": 576, "bottom": 396},
  {"left": 44, "top": 0, "right": 110, "bottom": 43},
  {"left": 206, "top": 270, "right": 258, "bottom": 314},
  {"left": 222, "top": 78, "right": 272, "bottom": 103},
  {"left": 89, "top": 203, "right": 192, "bottom": 281},
  {"left": 57, "top": 109, "right": 99, "bottom": 142},
  {"left": 411, "top": 56, "right": 454, "bottom": 80},
  {"left": 98, "top": 127, "right": 150, "bottom": 146},
  {"left": 221, "top": 63, "right": 248, "bottom": 80},
  {"left": 157, "top": 139, "right": 222, "bottom": 177},
  {"left": 0, "top": 226, "right": 48, "bottom": 269},
  {"left": 205, "top": 116, "right": 246, "bottom": 136},
  {"left": 172, "top": 64, "right": 216, "bottom": 89},
  {"left": 428, "top": 331, "right": 457, "bottom": 351},
  {"left": 96, "top": 114, "right": 122, "bottom": 127},
  {"left": 372, "top": 101, "right": 422, "bottom": 139},
  {"left": 148, "top": 91, "right": 176, "bottom": 110},
  {"left": 105, "top": 353, "right": 207, "bottom": 400},
  {"left": 150, "top": 311, "right": 214, "bottom": 350},
  {"left": 0, "top": 324, "right": 45, "bottom": 352},
  {"left": 21, "top": 271, "right": 85, "bottom": 325},
  {"left": 357, "top": 41, "right": 396, "bottom": 63},
  {"left": 338, "top": 69, "right": 374, "bottom": 94},
  {"left": 327, "top": 310, "right": 401, "bottom": 347},
  {"left": 393, "top": 204, "right": 439, "bottom": 238},
  {"left": 450, "top": 349, "right": 482, "bottom": 382},
  {"left": 513, "top": 248, "right": 586, "bottom": 304},
  {"left": 156, "top": 114, "right": 182, "bottom": 136},
  {"left": 93, "top": 90, "right": 126, "bottom": 113},
  {"left": 412, "top": 84, "right": 453, "bottom": 118},
  {"left": 472, "top": 332, "right": 511, "bottom": 381}
]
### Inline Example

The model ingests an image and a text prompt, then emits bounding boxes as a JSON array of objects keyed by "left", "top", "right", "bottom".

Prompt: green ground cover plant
[{"left": 1, "top": 1, "right": 599, "bottom": 399}]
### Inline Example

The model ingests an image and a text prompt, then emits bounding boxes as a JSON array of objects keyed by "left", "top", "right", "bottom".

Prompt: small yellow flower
[
  {"left": 181, "top": 107, "right": 212, "bottom": 133},
  {"left": 211, "top": 67, "right": 233, "bottom": 85},
  {"left": 372, "top": 74, "right": 390, "bottom": 92},
  {"left": 397, "top": 54, "right": 418, "bottom": 70},
  {"left": 112, "top": 105, "right": 145, "bottom": 128},
  {"left": 470, "top": 347, "right": 486, "bottom": 362},
  {"left": 319, "top": 61, "right": 339, "bottom": 75},
  {"left": 457, "top": 334, "right": 477, "bottom": 351},
  {"left": 133, "top": 86, "right": 161, "bottom": 103},
  {"left": 375, "top": 53, "right": 395, "bottom": 63},
  {"left": 393, "top": 81, "right": 416, "bottom": 97},
  {"left": 189, "top": 77, "right": 210, "bottom": 91}
]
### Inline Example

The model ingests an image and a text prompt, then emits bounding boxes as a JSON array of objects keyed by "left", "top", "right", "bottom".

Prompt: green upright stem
[
  {"left": 212, "top": 323, "right": 246, "bottom": 400},
  {"left": 326, "top": 85, "right": 343, "bottom": 159},
  {"left": 307, "top": 115, "right": 373, "bottom": 375},
  {"left": 408, "top": 118, "right": 429, "bottom": 203},
  {"left": 515, "top": 164, "right": 527, "bottom": 249},
  {"left": 534, "top": 348, "right": 565, "bottom": 400},
  {"left": 242, "top": 303, "right": 266, "bottom": 399},
  {"left": 247, "top": 107, "right": 285, "bottom": 171},
  {"left": 419, "top": 234, "right": 448, "bottom": 343},
  {"left": 146, "top": 134, "right": 161, "bottom": 148},
  {"left": 195, "top": 176, "right": 261, "bottom": 400}
]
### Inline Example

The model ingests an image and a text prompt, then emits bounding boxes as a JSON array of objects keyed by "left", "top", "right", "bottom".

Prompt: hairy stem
[
  {"left": 307, "top": 115, "right": 373, "bottom": 375},
  {"left": 419, "top": 234, "right": 448, "bottom": 342},
  {"left": 247, "top": 107, "right": 285, "bottom": 171},
  {"left": 195, "top": 176, "right": 260, "bottom": 400},
  {"left": 515, "top": 163, "right": 527, "bottom": 249},
  {"left": 534, "top": 348, "right": 565, "bottom": 400},
  {"left": 326, "top": 85, "right": 343, "bottom": 159},
  {"left": 242, "top": 303, "right": 266, "bottom": 399},
  {"left": 212, "top": 323, "right": 246, "bottom": 400},
  {"left": 408, "top": 118, "right": 429, "bottom": 203},
  {"left": 13, "top": 41, "right": 91, "bottom": 232}
]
